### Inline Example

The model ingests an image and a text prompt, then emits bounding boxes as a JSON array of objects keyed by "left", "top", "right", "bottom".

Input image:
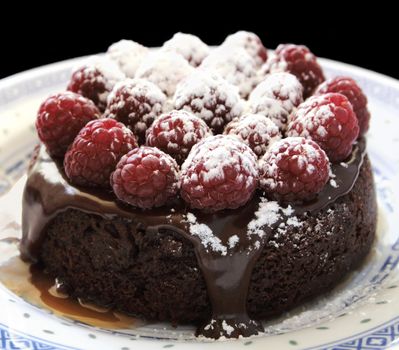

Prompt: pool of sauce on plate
[{"left": 0, "top": 246, "right": 143, "bottom": 329}]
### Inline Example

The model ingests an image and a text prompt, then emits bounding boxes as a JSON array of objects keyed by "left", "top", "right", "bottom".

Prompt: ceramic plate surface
[{"left": 1, "top": 55, "right": 399, "bottom": 350}]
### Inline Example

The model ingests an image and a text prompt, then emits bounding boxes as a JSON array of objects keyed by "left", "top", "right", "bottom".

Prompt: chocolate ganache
[{"left": 20, "top": 139, "right": 366, "bottom": 339}]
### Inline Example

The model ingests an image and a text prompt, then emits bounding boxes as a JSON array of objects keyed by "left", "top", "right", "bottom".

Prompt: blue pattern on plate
[{"left": 0, "top": 323, "right": 78, "bottom": 350}]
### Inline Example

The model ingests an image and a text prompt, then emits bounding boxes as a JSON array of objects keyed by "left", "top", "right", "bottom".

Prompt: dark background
[{"left": 1, "top": 8, "right": 396, "bottom": 80}]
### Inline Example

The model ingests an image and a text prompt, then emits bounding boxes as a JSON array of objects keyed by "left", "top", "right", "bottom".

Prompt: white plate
[{"left": 1, "top": 56, "right": 399, "bottom": 350}]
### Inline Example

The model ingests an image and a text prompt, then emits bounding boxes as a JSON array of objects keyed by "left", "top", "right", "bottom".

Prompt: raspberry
[
  {"left": 259, "top": 137, "right": 330, "bottom": 202},
  {"left": 173, "top": 70, "right": 244, "bottom": 134},
  {"left": 162, "top": 32, "right": 210, "bottom": 67},
  {"left": 135, "top": 51, "right": 194, "bottom": 97},
  {"left": 111, "top": 146, "right": 179, "bottom": 209},
  {"left": 224, "top": 114, "right": 281, "bottom": 157},
  {"left": 180, "top": 135, "right": 258, "bottom": 211},
  {"left": 222, "top": 31, "right": 267, "bottom": 66},
  {"left": 286, "top": 93, "right": 359, "bottom": 162},
  {"left": 146, "top": 110, "right": 212, "bottom": 164},
  {"left": 265, "top": 44, "right": 325, "bottom": 98},
  {"left": 104, "top": 79, "right": 166, "bottom": 144},
  {"left": 249, "top": 73, "right": 303, "bottom": 130},
  {"left": 107, "top": 39, "right": 149, "bottom": 78},
  {"left": 67, "top": 56, "right": 125, "bottom": 111},
  {"left": 315, "top": 76, "right": 370, "bottom": 136},
  {"left": 200, "top": 47, "right": 259, "bottom": 99},
  {"left": 64, "top": 118, "right": 137, "bottom": 187},
  {"left": 36, "top": 92, "right": 100, "bottom": 157}
]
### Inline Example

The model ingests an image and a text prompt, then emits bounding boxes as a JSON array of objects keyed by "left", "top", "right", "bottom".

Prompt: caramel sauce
[{"left": 0, "top": 246, "right": 143, "bottom": 330}]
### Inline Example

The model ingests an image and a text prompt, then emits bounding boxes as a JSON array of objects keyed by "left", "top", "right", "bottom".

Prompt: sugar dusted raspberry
[
  {"left": 200, "top": 47, "right": 259, "bottom": 99},
  {"left": 36, "top": 92, "right": 100, "bottom": 157},
  {"left": 249, "top": 72, "right": 303, "bottom": 130},
  {"left": 173, "top": 70, "right": 244, "bottom": 134},
  {"left": 180, "top": 135, "right": 258, "bottom": 211},
  {"left": 67, "top": 56, "right": 125, "bottom": 111},
  {"left": 135, "top": 51, "right": 194, "bottom": 97},
  {"left": 259, "top": 137, "right": 330, "bottom": 201},
  {"left": 111, "top": 146, "right": 179, "bottom": 209},
  {"left": 104, "top": 78, "right": 166, "bottom": 144},
  {"left": 162, "top": 32, "right": 210, "bottom": 67},
  {"left": 146, "top": 110, "right": 212, "bottom": 164},
  {"left": 315, "top": 76, "right": 370, "bottom": 136},
  {"left": 224, "top": 114, "right": 281, "bottom": 157},
  {"left": 107, "top": 39, "right": 149, "bottom": 78},
  {"left": 248, "top": 97, "right": 289, "bottom": 132},
  {"left": 287, "top": 93, "right": 359, "bottom": 162},
  {"left": 265, "top": 44, "right": 325, "bottom": 98},
  {"left": 64, "top": 118, "right": 137, "bottom": 187},
  {"left": 222, "top": 31, "right": 267, "bottom": 66},
  {"left": 250, "top": 73, "right": 303, "bottom": 114}
]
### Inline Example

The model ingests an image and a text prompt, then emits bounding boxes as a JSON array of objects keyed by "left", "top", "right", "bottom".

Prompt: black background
[{"left": 1, "top": 7, "right": 397, "bottom": 80}]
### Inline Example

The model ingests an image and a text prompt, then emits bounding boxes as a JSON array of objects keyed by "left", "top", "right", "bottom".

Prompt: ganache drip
[{"left": 20, "top": 140, "right": 365, "bottom": 339}]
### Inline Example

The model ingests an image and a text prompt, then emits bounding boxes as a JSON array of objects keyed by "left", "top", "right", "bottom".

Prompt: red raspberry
[
  {"left": 36, "top": 92, "right": 100, "bottom": 157},
  {"left": 64, "top": 118, "right": 137, "bottom": 187},
  {"left": 249, "top": 72, "right": 303, "bottom": 130},
  {"left": 265, "top": 44, "right": 325, "bottom": 98},
  {"left": 222, "top": 31, "right": 268, "bottom": 66},
  {"left": 259, "top": 137, "right": 330, "bottom": 201},
  {"left": 67, "top": 56, "right": 125, "bottom": 111},
  {"left": 146, "top": 110, "right": 212, "bottom": 164},
  {"left": 111, "top": 146, "right": 179, "bottom": 209},
  {"left": 315, "top": 76, "right": 370, "bottom": 136},
  {"left": 224, "top": 114, "right": 281, "bottom": 157},
  {"left": 173, "top": 70, "right": 244, "bottom": 134},
  {"left": 104, "top": 79, "right": 166, "bottom": 144},
  {"left": 162, "top": 32, "right": 210, "bottom": 67},
  {"left": 200, "top": 47, "right": 259, "bottom": 98},
  {"left": 180, "top": 135, "right": 258, "bottom": 211},
  {"left": 287, "top": 93, "right": 359, "bottom": 162}
]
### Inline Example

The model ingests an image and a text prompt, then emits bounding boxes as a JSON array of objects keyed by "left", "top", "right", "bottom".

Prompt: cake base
[{"left": 34, "top": 156, "right": 376, "bottom": 327}]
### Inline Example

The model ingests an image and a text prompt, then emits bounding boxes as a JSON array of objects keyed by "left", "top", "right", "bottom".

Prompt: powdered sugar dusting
[
  {"left": 105, "top": 78, "right": 167, "bottom": 136},
  {"left": 330, "top": 179, "right": 338, "bottom": 188},
  {"left": 80, "top": 56, "right": 125, "bottom": 87},
  {"left": 173, "top": 69, "right": 244, "bottom": 131},
  {"left": 162, "top": 32, "right": 210, "bottom": 67},
  {"left": 286, "top": 216, "right": 303, "bottom": 227},
  {"left": 340, "top": 162, "right": 349, "bottom": 168},
  {"left": 287, "top": 95, "right": 338, "bottom": 139},
  {"left": 228, "top": 235, "right": 239, "bottom": 249},
  {"left": 224, "top": 113, "right": 281, "bottom": 157},
  {"left": 249, "top": 73, "right": 303, "bottom": 131},
  {"left": 247, "top": 198, "right": 282, "bottom": 238},
  {"left": 222, "top": 31, "right": 266, "bottom": 66},
  {"left": 200, "top": 47, "right": 259, "bottom": 98},
  {"left": 135, "top": 51, "right": 194, "bottom": 97},
  {"left": 221, "top": 320, "right": 234, "bottom": 336},
  {"left": 107, "top": 40, "right": 149, "bottom": 78},
  {"left": 186, "top": 213, "right": 227, "bottom": 255},
  {"left": 250, "top": 72, "right": 303, "bottom": 112},
  {"left": 111, "top": 78, "right": 165, "bottom": 104},
  {"left": 182, "top": 135, "right": 258, "bottom": 185},
  {"left": 249, "top": 97, "right": 289, "bottom": 130}
]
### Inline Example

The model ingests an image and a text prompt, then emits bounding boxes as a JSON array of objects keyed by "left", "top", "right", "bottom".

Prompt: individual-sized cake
[{"left": 20, "top": 32, "right": 376, "bottom": 340}]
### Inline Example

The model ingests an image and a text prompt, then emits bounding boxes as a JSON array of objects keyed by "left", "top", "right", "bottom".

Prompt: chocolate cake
[{"left": 20, "top": 32, "right": 377, "bottom": 340}]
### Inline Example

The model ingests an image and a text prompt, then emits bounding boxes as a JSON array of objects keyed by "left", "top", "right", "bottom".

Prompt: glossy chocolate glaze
[{"left": 20, "top": 140, "right": 365, "bottom": 339}]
